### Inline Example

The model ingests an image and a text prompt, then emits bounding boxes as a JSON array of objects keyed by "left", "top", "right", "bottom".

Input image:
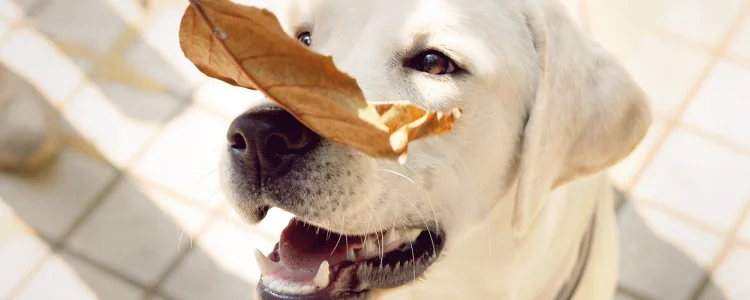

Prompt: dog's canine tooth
[
  {"left": 254, "top": 248, "right": 280, "bottom": 275},
  {"left": 346, "top": 248, "right": 356, "bottom": 261},
  {"left": 404, "top": 229, "right": 422, "bottom": 242},
  {"left": 362, "top": 237, "right": 378, "bottom": 255},
  {"left": 313, "top": 261, "right": 330, "bottom": 289},
  {"left": 383, "top": 230, "right": 399, "bottom": 245}
]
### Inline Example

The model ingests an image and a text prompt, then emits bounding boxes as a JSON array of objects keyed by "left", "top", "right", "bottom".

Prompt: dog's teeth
[
  {"left": 362, "top": 238, "right": 378, "bottom": 255},
  {"left": 254, "top": 249, "right": 280, "bottom": 275},
  {"left": 404, "top": 229, "right": 422, "bottom": 242},
  {"left": 383, "top": 230, "right": 399, "bottom": 245},
  {"left": 313, "top": 261, "right": 330, "bottom": 289},
  {"left": 346, "top": 248, "right": 356, "bottom": 261}
]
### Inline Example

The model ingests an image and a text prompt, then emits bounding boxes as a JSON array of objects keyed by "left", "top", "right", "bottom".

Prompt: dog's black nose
[{"left": 227, "top": 107, "right": 320, "bottom": 180}]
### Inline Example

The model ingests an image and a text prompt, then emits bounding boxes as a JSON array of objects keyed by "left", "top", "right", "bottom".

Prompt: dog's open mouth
[{"left": 255, "top": 218, "right": 445, "bottom": 299}]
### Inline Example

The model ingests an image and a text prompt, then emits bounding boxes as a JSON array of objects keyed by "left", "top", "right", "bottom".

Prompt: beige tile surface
[
  {"left": 62, "top": 83, "right": 182, "bottom": 167},
  {"left": 0, "top": 27, "right": 86, "bottom": 105},
  {"left": 683, "top": 61, "right": 750, "bottom": 149},
  {"left": 0, "top": 148, "right": 117, "bottom": 241},
  {"left": 0, "top": 201, "right": 50, "bottom": 299},
  {"left": 12, "top": 252, "right": 144, "bottom": 300},
  {"left": 130, "top": 105, "right": 230, "bottom": 208},
  {"left": 699, "top": 246, "right": 750, "bottom": 300},
  {"left": 66, "top": 176, "right": 210, "bottom": 285},
  {"left": 617, "top": 201, "right": 723, "bottom": 300},
  {"left": 663, "top": 0, "right": 745, "bottom": 45},
  {"left": 739, "top": 215, "right": 750, "bottom": 244},
  {"left": 730, "top": 16, "right": 750, "bottom": 61},
  {"left": 161, "top": 218, "right": 276, "bottom": 300},
  {"left": 625, "top": 36, "right": 711, "bottom": 117},
  {"left": 10, "top": 252, "right": 144, "bottom": 300},
  {"left": 633, "top": 129, "right": 750, "bottom": 232}
]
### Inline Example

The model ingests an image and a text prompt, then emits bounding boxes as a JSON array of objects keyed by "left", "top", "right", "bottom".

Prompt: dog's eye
[
  {"left": 407, "top": 50, "right": 459, "bottom": 75},
  {"left": 297, "top": 31, "right": 312, "bottom": 47}
]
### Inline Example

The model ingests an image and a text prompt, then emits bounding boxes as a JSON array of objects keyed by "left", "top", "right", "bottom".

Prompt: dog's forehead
[{"left": 302, "top": 0, "right": 529, "bottom": 73}]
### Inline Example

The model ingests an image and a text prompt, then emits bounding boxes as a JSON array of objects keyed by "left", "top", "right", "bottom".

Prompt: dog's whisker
[
  {"left": 395, "top": 191, "right": 437, "bottom": 255},
  {"left": 378, "top": 168, "right": 416, "bottom": 184},
  {"left": 381, "top": 168, "right": 442, "bottom": 244}
]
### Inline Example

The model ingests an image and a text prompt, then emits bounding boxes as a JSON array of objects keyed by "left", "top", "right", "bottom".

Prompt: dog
[{"left": 218, "top": 0, "right": 652, "bottom": 299}]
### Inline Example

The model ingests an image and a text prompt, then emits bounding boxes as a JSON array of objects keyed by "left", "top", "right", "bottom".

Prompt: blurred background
[{"left": 0, "top": 0, "right": 748, "bottom": 299}]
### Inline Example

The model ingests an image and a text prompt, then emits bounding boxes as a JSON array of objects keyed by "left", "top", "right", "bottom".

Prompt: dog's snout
[{"left": 227, "top": 107, "right": 320, "bottom": 179}]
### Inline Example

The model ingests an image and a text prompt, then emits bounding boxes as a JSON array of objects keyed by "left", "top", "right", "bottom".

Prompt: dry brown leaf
[{"left": 178, "top": 0, "right": 461, "bottom": 161}]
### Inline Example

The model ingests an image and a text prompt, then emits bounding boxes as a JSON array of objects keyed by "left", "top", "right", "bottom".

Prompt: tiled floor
[{"left": 0, "top": 0, "right": 749, "bottom": 299}]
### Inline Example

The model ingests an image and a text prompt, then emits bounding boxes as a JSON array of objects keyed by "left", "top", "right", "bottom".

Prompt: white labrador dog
[{"left": 218, "top": 0, "right": 652, "bottom": 299}]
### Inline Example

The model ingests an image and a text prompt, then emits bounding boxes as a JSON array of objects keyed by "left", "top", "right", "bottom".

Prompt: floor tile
[
  {"left": 66, "top": 176, "right": 210, "bottom": 285},
  {"left": 625, "top": 36, "right": 711, "bottom": 116},
  {"left": 663, "top": 0, "right": 744, "bottom": 45},
  {"left": 738, "top": 214, "right": 750, "bottom": 244},
  {"left": 608, "top": 118, "right": 666, "bottom": 188},
  {"left": 0, "top": 201, "right": 50, "bottom": 299},
  {"left": 11, "top": 252, "right": 144, "bottom": 300},
  {"left": 161, "top": 219, "right": 276, "bottom": 300},
  {"left": 730, "top": 16, "right": 750, "bottom": 61},
  {"left": 614, "top": 290, "right": 639, "bottom": 300},
  {"left": 10, "top": 0, "right": 50, "bottom": 14},
  {"left": 131, "top": 105, "right": 230, "bottom": 208},
  {"left": 617, "top": 201, "right": 723, "bottom": 300},
  {"left": 618, "top": 202, "right": 721, "bottom": 300},
  {"left": 0, "top": 0, "right": 22, "bottom": 23},
  {"left": 683, "top": 61, "right": 750, "bottom": 149},
  {"left": 137, "top": 2, "right": 207, "bottom": 91},
  {"left": 62, "top": 81, "right": 183, "bottom": 167},
  {"left": 586, "top": 0, "right": 675, "bottom": 61},
  {"left": 0, "top": 27, "right": 86, "bottom": 105},
  {"left": 698, "top": 246, "right": 750, "bottom": 300},
  {"left": 193, "top": 78, "right": 267, "bottom": 118},
  {"left": 28, "top": 0, "right": 130, "bottom": 73},
  {"left": 633, "top": 128, "right": 750, "bottom": 232},
  {"left": 0, "top": 147, "right": 117, "bottom": 241}
]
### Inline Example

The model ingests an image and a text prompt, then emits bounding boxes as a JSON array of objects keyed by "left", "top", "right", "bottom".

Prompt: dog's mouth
[{"left": 254, "top": 218, "right": 445, "bottom": 299}]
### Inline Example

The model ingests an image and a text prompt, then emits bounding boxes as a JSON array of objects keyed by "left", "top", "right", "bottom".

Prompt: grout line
[
  {"left": 616, "top": 285, "right": 653, "bottom": 300},
  {"left": 50, "top": 172, "right": 124, "bottom": 249},
  {"left": 22, "top": 0, "right": 52, "bottom": 18},
  {"left": 634, "top": 198, "right": 729, "bottom": 237},
  {"left": 60, "top": 248, "right": 154, "bottom": 290},
  {"left": 2, "top": 252, "right": 54, "bottom": 300},
  {"left": 724, "top": 52, "right": 750, "bottom": 69},
  {"left": 623, "top": 3, "right": 750, "bottom": 192},
  {"left": 679, "top": 123, "right": 750, "bottom": 158},
  {"left": 688, "top": 197, "right": 750, "bottom": 300},
  {"left": 141, "top": 202, "right": 233, "bottom": 298}
]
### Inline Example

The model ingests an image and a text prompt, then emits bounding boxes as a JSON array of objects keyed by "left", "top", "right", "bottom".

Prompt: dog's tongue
[{"left": 277, "top": 220, "right": 362, "bottom": 273}]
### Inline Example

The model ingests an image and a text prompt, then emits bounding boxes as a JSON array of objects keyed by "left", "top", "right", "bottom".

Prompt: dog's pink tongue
[{"left": 278, "top": 220, "right": 361, "bottom": 272}]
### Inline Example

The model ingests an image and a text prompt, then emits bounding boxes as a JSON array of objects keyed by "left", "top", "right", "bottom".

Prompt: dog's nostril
[
  {"left": 230, "top": 133, "right": 247, "bottom": 150},
  {"left": 266, "top": 133, "right": 290, "bottom": 154}
]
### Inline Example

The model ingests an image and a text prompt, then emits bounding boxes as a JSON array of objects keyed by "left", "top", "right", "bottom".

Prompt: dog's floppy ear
[{"left": 512, "top": 0, "right": 652, "bottom": 237}]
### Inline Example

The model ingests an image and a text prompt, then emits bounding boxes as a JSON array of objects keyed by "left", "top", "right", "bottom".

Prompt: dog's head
[{"left": 219, "top": 0, "right": 651, "bottom": 298}]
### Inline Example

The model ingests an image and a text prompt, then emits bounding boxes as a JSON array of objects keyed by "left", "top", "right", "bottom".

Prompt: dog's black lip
[{"left": 257, "top": 226, "right": 445, "bottom": 300}]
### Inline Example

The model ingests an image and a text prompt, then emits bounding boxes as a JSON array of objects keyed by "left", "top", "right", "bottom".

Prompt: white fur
[{"left": 220, "top": 0, "right": 652, "bottom": 299}]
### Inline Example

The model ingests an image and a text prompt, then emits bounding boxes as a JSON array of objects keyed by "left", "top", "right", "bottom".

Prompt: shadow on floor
[
  {"left": 614, "top": 189, "right": 728, "bottom": 300},
  {"left": 0, "top": 0, "right": 256, "bottom": 299}
]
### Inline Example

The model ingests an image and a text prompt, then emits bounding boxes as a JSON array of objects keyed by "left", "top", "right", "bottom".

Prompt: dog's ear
[{"left": 512, "top": 0, "right": 652, "bottom": 237}]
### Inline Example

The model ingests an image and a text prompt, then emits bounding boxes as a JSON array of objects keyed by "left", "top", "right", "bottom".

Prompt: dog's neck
[{"left": 374, "top": 173, "right": 607, "bottom": 300}]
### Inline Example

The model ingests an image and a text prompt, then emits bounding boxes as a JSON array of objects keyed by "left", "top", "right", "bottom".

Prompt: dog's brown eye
[
  {"left": 408, "top": 50, "right": 458, "bottom": 75},
  {"left": 297, "top": 31, "right": 312, "bottom": 46}
]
